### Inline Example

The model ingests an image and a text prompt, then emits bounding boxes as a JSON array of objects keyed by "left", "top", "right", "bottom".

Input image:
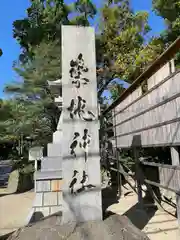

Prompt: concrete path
[
  {"left": 107, "top": 187, "right": 179, "bottom": 240},
  {"left": 0, "top": 190, "right": 35, "bottom": 237}
]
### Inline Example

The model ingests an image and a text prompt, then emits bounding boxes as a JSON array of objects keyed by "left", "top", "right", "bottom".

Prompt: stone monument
[
  {"left": 30, "top": 25, "right": 102, "bottom": 223},
  {"left": 61, "top": 26, "right": 102, "bottom": 223}
]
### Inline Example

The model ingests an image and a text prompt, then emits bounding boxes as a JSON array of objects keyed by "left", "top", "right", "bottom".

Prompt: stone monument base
[{"left": 31, "top": 170, "right": 63, "bottom": 220}]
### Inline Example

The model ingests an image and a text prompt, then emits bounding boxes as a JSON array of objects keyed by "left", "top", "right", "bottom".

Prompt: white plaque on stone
[{"left": 61, "top": 25, "right": 102, "bottom": 223}]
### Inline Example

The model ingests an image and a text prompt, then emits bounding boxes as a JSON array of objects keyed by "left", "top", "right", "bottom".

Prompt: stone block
[
  {"left": 41, "top": 156, "right": 62, "bottom": 171},
  {"left": 43, "top": 192, "right": 58, "bottom": 206},
  {"left": 34, "top": 207, "right": 50, "bottom": 218},
  {"left": 33, "top": 193, "right": 43, "bottom": 207},
  {"left": 48, "top": 143, "right": 62, "bottom": 157},
  {"left": 34, "top": 170, "right": 62, "bottom": 180},
  {"left": 53, "top": 131, "right": 62, "bottom": 143},
  {"left": 36, "top": 180, "right": 50, "bottom": 192},
  {"left": 50, "top": 206, "right": 63, "bottom": 215},
  {"left": 58, "top": 192, "right": 63, "bottom": 205},
  {"left": 51, "top": 180, "right": 63, "bottom": 192}
]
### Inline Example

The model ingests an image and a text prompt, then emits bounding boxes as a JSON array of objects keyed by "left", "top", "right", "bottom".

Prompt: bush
[{"left": 17, "top": 171, "right": 34, "bottom": 193}]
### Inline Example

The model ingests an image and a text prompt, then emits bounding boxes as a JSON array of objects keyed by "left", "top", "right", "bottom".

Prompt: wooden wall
[
  {"left": 114, "top": 60, "right": 180, "bottom": 148},
  {"left": 159, "top": 165, "right": 180, "bottom": 192}
]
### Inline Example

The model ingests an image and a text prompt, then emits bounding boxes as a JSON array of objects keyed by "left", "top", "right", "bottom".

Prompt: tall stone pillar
[{"left": 61, "top": 26, "right": 102, "bottom": 224}]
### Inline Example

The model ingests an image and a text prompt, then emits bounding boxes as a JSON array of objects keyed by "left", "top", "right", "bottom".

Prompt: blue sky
[{"left": 0, "top": 0, "right": 165, "bottom": 99}]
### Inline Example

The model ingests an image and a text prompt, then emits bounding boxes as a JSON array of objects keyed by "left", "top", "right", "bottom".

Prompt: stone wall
[{"left": 33, "top": 179, "right": 63, "bottom": 218}]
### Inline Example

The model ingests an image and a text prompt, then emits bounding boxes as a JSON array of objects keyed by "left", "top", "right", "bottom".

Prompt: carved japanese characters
[
  {"left": 67, "top": 52, "right": 96, "bottom": 195},
  {"left": 62, "top": 26, "right": 102, "bottom": 222},
  {"left": 70, "top": 129, "right": 91, "bottom": 162},
  {"left": 69, "top": 129, "right": 96, "bottom": 195},
  {"left": 69, "top": 53, "right": 90, "bottom": 88},
  {"left": 69, "top": 170, "right": 79, "bottom": 194},
  {"left": 69, "top": 170, "right": 96, "bottom": 195},
  {"left": 67, "top": 96, "right": 96, "bottom": 121}
]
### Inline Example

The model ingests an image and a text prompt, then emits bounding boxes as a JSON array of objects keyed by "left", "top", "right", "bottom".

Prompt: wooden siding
[{"left": 115, "top": 67, "right": 180, "bottom": 148}]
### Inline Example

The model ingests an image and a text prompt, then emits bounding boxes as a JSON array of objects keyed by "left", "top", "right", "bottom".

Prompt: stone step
[
  {"left": 47, "top": 143, "right": 62, "bottom": 157},
  {"left": 34, "top": 170, "right": 62, "bottom": 180},
  {"left": 41, "top": 156, "right": 62, "bottom": 171},
  {"left": 52, "top": 131, "right": 62, "bottom": 143}
]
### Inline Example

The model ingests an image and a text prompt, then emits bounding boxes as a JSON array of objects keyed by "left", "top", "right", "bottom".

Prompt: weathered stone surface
[
  {"left": 33, "top": 193, "right": 43, "bottom": 207},
  {"left": 7, "top": 214, "right": 150, "bottom": 240},
  {"left": 41, "top": 157, "right": 62, "bottom": 171},
  {"left": 47, "top": 143, "right": 62, "bottom": 157},
  {"left": 34, "top": 170, "right": 62, "bottom": 180},
  {"left": 58, "top": 192, "right": 63, "bottom": 205},
  {"left": 51, "top": 180, "right": 63, "bottom": 192},
  {"left": 50, "top": 206, "right": 63, "bottom": 214},
  {"left": 43, "top": 192, "right": 58, "bottom": 206},
  {"left": 61, "top": 25, "right": 102, "bottom": 224},
  {"left": 34, "top": 207, "right": 50, "bottom": 218},
  {"left": 53, "top": 131, "right": 63, "bottom": 143},
  {"left": 36, "top": 181, "right": 50, "bottom": 192},
  {"left": 4, "top": 170, "right": 19, "bottom": 193}
]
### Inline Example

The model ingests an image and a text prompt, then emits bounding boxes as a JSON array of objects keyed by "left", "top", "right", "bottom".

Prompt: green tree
[
  {"left": 5, "top": 41, "right": 61, "bottom": 147},
  {"left": 152, "top": 0, "right": 180, "bottom": 67},
  {"left": 0, "top": 100, "right": 14, "bottom": 141},
  {"left": 13, "top": 0, "right": 97, "bottom": 63},
  {"left": 98, "top": 0, "right": 164, "bottom": 83},
  {"left": 107, "top": 81, "right": 125, "bottom": 101},
  {"left": 152, "top": 0, "right": 180, "bottom": 43},
  {"left": 96, "top": 0, "right": 164, "bottom": 101},
  {"left": 72, "top": 0, "right": 97, "bottom": 25},
  {"left": 5, "top": 0, "right": 97, "bottom": 154},
  {"left": 13, "top": 0, "right": 70, "bottom": 62}
]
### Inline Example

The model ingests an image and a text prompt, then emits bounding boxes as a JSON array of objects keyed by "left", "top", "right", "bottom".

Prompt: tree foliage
[
  {"left": 152, "top": 0, "right": 180, "bottom": 43},
  {"left": 97, "top": 0, "right": 164, "bottom": 84},
  {"left": 152, "top": 0, "right": 180, "bottom": 67},
  {"left": 4, "top": 0, "right": 98, "bottom": 153},
  {"left": 107, "top": 81, "right": 125, "bottom": 101},
  {"left": 4, "top": 41, "right": 61, "bottom": 147},
  {"left": 96, "top": 0, "right": 164, "bottom": 102},
  {"left": 13, "top": 0, "right": 97, "bottom": 63}
]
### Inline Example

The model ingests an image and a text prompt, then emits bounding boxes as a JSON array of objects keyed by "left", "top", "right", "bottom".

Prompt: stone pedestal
[
  {"left": 30, "top": 79, "right": 63, "bottom": 221},
  {"left": 33, "top": 173, "right": 63, "bottom": 218},
  {"left": 32, "top": 152, "right": 63, "bottom": 220}
]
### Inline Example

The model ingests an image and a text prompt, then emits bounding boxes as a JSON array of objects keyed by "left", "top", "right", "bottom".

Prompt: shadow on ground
[
  {"left": 123, "top": 203, "right": 157, "bottom": 230},
  {"left": 0, "top": 187, "right": 14, "bottom": 198},
  {"left": 0, "top": 232, "right": 14, "bottom": 240},
  {"left": 0, "top": 187, "right": 34, "bottom": 198},
  {"left": 102, "top": 186, "right": 158, "bottom": 230},
  {"left": 0, "top": 192, "right": 14, "bottom": 198},
  {"left": 102, "top": 186, "right": 119, "bottom": 219}
]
